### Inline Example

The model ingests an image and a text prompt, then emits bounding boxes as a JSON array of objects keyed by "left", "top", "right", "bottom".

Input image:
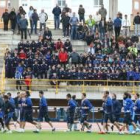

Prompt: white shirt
[
  {"left": 123, "top": 19, "right": 130, "bottom": 27},
  {"left": 28, "top": 10, "right": 34, "bottom": 19},
  {"left": 39, "top": 12, "right": 47, "bottom": 23},
  {"left": 94, "top": 14, "right": 101, "bottom": 23}
]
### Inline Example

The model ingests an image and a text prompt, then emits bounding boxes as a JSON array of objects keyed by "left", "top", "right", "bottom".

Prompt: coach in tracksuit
[
  {"left": 81, "top": 93, "right": 92, "bottom": 132},
  {"left": 66, "top": 94, "right": 76, "bottom": 131},
  {"left": 36, "top": 91, "right": 55, "bottom": 133}
]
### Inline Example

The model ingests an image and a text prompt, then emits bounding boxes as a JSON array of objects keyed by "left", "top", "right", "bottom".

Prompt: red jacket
[
  {"left": 19, "top": 53, "right": 26, "bottom": 59},
  {"left": 56, "top": 42, "right": 64, "bottom": 50},
  {"left": 58, "top": 51, "right": 68, "bottom": 62}
]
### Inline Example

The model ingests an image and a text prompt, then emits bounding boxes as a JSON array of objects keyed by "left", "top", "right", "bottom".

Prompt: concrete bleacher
[{"left": 0, "top": 20, "right": 137, "bottom": 100}]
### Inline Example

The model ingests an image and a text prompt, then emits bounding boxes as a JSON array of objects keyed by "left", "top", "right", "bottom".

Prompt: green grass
[{"left": 0, "top": 132, "right": 140, "bottom": 140}]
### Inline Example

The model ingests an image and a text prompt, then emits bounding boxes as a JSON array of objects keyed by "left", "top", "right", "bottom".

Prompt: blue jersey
[
  {"left": 81, "top": 99, "right": 92, "bottom": 115},
  {"left": 0, "top": 110, "right": 3, "bottom": 118},
  {"left": 9, "top": 97, "right": 15, "bottom": 112},
  {"left": 104, "top": 97, "right": 112, "bottom": 114},
  {"left": 25, "top": 97, "right": 32, "bottom": 110},
  {"left": 9, "top": 97, "right": 15, "bottom": 106},
  {"left": 134, "top": 99, "right": 140, "bottom": 114},
  {"left": 123, "top": 98, "right": 134, "bottom": 114},
  {"left": 68, "top": 99, "right": 76, "bottom": 112},
  {"left": 112, "top": 99, "right": 122, "bottom": 115},
  {"left": 39, "top": 96, "right": 47, "bottom": 110}
]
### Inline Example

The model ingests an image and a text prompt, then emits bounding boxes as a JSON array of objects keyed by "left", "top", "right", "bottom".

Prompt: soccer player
[
  {"left": 111, "top": 93, "right": 122, "bottom": 130},
  {"left": 3, "top": 95, "right": 15, "bottom": 133},
  {"left": 134, "top": 93, "right": 140, "bottom": 127},
  {"left": 66, "top": 93, "right": 77, "bottom": 131},
  {"left": 18, "top": 91, "right": 40, "bottom": 133},
  {"left": 100, "top": 91, "right": 121, "bottom": 134},
  {"left": 80, "top": 93, "right": 92, "bottom": 132},
  {"left": 34, "top": 91, "right": 55, "bottom": 133},
  {"left": 7, "top": 92, "right": 18, "bottom": 128},
  {"left": 121, "top": 92, "right": 140, "bottom": 134}
]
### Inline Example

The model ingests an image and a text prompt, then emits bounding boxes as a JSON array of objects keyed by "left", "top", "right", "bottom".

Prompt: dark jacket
[
  {"left": 52, "top": 6, "right": 61, "bottom": 16},
  {"left": 62, "top": 15, "right": 70, "bottom": 27},
  {"left": 78, "top": 7, "right": 85, "bottom": 16},
  {"left": 19, "top": 18, "right": 28, "bottom": 29},
  {"left": 70, "top": 52, "right": 80, "bottom": 63},
  {"left": 133, "top": 15, "right": 140, "bottom": 24},
  {"left": 9, "top": 11, "right": 17, "bottom": 21},
  {"left": 2, "top": 12, "right": 9, "bottom": 21},
  {"left": 32, "top": 12, "right": 39, "bottom": 22}
]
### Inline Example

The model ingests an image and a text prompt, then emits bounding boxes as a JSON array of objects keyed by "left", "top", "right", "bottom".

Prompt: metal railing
[{"left": 2, "top": 79, "right": 140, "bottom": 94}]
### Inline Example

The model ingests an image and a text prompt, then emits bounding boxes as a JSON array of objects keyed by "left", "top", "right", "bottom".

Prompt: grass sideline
[{"left": 0, "top": 132, "right": 140, "bottom": 140}]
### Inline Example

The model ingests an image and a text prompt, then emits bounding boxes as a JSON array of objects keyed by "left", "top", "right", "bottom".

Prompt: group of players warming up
[{"left": 0, "top": 90, "right": 140, "bottom": 134}]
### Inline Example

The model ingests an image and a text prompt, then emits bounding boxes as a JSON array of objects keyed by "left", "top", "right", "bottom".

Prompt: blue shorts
[
  {"left": 124, "top": 112, "right": 133, "bottom": 125},
  {"left": 38, "top": 110, "right": 50, "bottom": 122},
  {"left": 134, "top": 114, "right": 140, "bottom": 124},
  {"left": 80, "top": 114, "right": 88, "bottom": 124},
  {"left": 103, "top": 113, "right": 114, "bottom": 123},
  {"left": 22, "top": 109, "right": 33, "bottom": 122},
  {"left": 20, "top": 109, "right": 25, "bottom": 122},
  {"left": 67, "top": 111, "right": 75, "bottom": 124},
  {"left": 5, "top": 112, "right": 14, "bottom": 125}
]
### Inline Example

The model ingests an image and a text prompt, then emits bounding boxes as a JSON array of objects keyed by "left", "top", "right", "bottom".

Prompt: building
[{"left": 0, "top": 0, "right": 138, "bottom": 20}]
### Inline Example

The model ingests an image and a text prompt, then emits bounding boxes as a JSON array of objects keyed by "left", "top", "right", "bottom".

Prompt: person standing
[
  {"left": 99, "top": 17, "right": 106, "bottom": 40},
  {"left": 28, "top": 6, "right": 34, "bottom": 34},
  {"left": 2, "top": 9, "right": 9, "bottom": 31},
  {"left": 39, "top": 9, "right": 48, "bottom": 31},
  {"left": 9, "top": 8, "right": 17, "bottom": 32},
  {"left": 94, "top": 12, "right": 101, "bottom": 32},
  {"left": 114, "top": 14, "right": 122, "bottom": 40},
  {"left": 19, "top": 15, "right": 28, "bottom": 40},
  {"left": 62, "top": 12, "right": 70, "bottom": 37},
  {"left": 133, "top": 12, "right": 140, "bottom": 36},
  {"left": 17, "top": 10, "right": 22, "bottom": 34},
  {"left": 107, "top": 18, "right": 114, "bottom": 39},
  {"left": 78, "top": 5, "right": 85, "bottom": 24},
  {"left": 123, "top": 15, "right": 130, "bottom": 37},
  {"left": 32, "top": 9, "right": 39, "bottom": 34},
  {"left": 98, "top": 4, "right": 107, "bottom": 20},
  {"left": 52, "top": 4, "right": 61, "bottom": 29},
  {"left": 86, "top": 15, "right": 96, "bottom": 35},
  {"left": 69, "top": 12, "right": 79, "bottom": 40}
]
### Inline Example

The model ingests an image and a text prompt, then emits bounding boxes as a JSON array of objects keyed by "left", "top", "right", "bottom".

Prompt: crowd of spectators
[
  {"left": 4, "top": 28, "right": 140, "bottom": 89},
  {"left": 2, "top": 3, "right": 140, "bottom": 89}
]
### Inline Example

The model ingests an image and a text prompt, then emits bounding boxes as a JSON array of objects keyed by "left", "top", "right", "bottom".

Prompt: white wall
[
  {"left": 19, "top": 0, "right": 132, "bottom": 20},
  {"left": 118, "top": 0, "right": 132, "bottom": 19}
]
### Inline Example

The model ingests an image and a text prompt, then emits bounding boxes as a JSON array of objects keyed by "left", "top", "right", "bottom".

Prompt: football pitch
[{"left": 0, "top": 132, "right": 140, "bottom": 140}]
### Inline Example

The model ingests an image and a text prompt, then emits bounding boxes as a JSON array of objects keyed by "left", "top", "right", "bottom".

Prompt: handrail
[{"left": 3, "top": 79, "right": 140, "bottom": 94}]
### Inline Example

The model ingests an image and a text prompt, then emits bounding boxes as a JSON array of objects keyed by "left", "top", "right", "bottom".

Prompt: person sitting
[
  {"left": 55, "top": 39, "right": 64, "bottom": 51},
  {"left": 64, "top": 39, "right": 72, "bottom": 52},
  {"left": 77, "top": 22, "right": 85, "bottom": 40},
  {"left": 43, "top": 27, "right": 52, "bottom": 42}
]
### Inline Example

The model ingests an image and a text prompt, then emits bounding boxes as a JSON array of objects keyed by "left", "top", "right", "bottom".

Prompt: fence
[{"left": 1, "top": 78, "right": 140, "bottom": 94}]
